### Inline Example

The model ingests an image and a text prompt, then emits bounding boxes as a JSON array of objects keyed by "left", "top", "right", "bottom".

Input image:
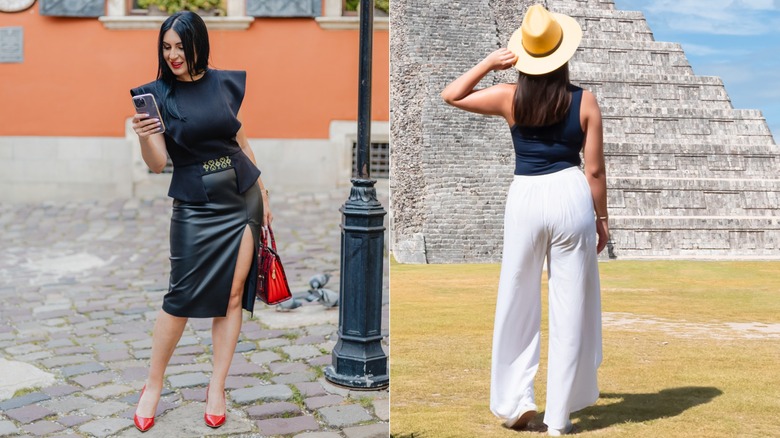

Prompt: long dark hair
[
  {"left": 155, "top": 11, "right": 210, "bottom": 120},
  {"left": 512, "top": 63, "right": 571, "bottom": 128}
]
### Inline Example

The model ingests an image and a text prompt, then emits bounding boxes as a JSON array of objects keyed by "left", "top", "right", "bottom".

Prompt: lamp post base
[
  {"left": 324, "top": 366, "right": 389, "bottom": 390},
  {"left": 325, "top": 178, "right": 388, "bottom": 390}
]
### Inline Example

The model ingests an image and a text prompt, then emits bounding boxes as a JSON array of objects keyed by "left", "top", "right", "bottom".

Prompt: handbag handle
[{"left": 261, "top": 225, "right": 278, "bottom": 252}]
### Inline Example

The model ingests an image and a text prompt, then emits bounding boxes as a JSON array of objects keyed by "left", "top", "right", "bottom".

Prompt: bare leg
[
  {"left": 208, "top": 224, "right": 254, "bottom": 415},
  {"left": 135, "top": 310, "right": 188, "bottom": 417}
]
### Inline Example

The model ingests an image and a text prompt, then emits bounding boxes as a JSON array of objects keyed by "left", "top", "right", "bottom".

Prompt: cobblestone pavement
[{"left": 0, "top": 185, "right": 389, "bottom": 438}]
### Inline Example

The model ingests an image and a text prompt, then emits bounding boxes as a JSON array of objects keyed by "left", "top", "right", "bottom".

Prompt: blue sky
[{"left": 613, "top": 0, "right": 780, "bottom": 144}]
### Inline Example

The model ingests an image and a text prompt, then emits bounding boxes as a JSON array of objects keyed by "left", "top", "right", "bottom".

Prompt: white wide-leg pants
[{"left": 490, "top": 167, "right": 603, "bottom": 430}]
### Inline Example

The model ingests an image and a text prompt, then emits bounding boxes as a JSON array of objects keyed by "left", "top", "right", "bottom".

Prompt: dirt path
[{"left": 603, "top": 312, "right": 780, "bottom": 340}]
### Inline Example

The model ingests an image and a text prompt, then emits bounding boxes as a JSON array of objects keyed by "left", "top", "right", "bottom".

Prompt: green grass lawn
[{"left": 390, "top": 261, "right": 780, "bottom": 438}]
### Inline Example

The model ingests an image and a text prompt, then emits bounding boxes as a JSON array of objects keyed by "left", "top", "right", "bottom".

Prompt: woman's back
[{"left": 511, "top": 84, "right": 584, "bottom": 176}]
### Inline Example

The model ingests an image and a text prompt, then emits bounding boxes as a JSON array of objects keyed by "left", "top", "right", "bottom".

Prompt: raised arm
[
  {"left": 441, "top": 48, "right": 518, "bottom": 123},
  {"left": 580, "top": 90, "right": 609, "bottom": 254}
]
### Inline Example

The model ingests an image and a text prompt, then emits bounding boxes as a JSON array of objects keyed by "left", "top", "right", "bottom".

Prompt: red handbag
[{"left": 256, "top": 226, "right": 292, "bottom": 305}]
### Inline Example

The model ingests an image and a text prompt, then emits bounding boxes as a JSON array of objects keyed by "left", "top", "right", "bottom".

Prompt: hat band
[{"left": 522, "top": 31, "right": 564, "bottom": 58}]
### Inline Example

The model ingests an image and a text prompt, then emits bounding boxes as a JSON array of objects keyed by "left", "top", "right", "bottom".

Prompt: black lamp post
[{"left": 324, "top": 0, "right": 389, "bottom": 390}]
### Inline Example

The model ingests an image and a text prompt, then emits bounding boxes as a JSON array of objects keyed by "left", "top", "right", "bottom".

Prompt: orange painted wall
[{"left": 0, "top": 8, "right": 388, "bottom": 138}]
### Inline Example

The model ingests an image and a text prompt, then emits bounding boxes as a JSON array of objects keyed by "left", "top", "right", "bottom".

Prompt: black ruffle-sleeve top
[{"left": 130, "top": 69, "right": 261, "bottom": 202}]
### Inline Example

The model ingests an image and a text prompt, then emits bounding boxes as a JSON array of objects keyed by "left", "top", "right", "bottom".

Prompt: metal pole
[
  {"left": 355, "top": 0, "right": 373, "bottom": 180},
  {"left": 324, "top": 0, "right": 389, "bottom": 389}
]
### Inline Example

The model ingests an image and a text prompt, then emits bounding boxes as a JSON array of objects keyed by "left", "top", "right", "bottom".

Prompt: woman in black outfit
[{"left": 129, "top": 11, "right": 271, "bottom": 432}]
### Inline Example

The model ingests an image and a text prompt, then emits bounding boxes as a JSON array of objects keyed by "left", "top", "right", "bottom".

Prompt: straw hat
[{"left": 507, "top": 4, "right": 582, "bottom": 75}]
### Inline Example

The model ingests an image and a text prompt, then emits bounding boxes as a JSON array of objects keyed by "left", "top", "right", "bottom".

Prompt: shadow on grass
[{"left": 571, "top": 386, "right": 723, "bottom": 432}]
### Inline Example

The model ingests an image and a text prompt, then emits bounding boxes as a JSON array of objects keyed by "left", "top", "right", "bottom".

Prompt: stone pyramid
[
  {"left": 559, "top": 0, "right": 779, "bottom": 258},
  {"left": 390, "top": 0, "right": 780, "bottom": 263}
]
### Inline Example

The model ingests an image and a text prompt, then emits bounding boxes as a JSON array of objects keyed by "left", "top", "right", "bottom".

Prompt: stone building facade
[{"left": 390, "top": 0, "right": 779, "bottom": 262}]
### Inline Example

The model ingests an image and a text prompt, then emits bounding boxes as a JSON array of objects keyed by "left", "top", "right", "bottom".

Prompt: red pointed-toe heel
[
  {"left": 204, "top": 410, "right": 226, "bottom": 428},
  {"left": 133, "top": 385, "right": 155, "bottom": 432},
  {"left": 204, "top": 384, "right": 226, "bottom": 428}
]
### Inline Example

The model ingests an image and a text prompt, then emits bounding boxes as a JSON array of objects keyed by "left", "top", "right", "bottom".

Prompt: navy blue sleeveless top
[
  {"left": 510, "top": 85, "right": 584, "bottom": 176},
  {"left": 130, "top": 69, "right": 261, "bottom": 202}
]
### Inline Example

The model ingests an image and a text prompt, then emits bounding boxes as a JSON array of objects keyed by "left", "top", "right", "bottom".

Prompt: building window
[
  {"left": 127, "top": 0, "right": 226, "bottom": 16},
  {"left": 245, "top": 0, "right": 320, "bottom": 17},
  {"left": 329, "top": 120, "right": 388, "bottom": 182},
  {"left": 128, "top": 0, "right": 144, "bottom": 15},
  {"left": 100, "top": 0, "right": 252, "bottom": 30},
  {"left": 342, "top": 0, "right": 389, "bottom": 16},
  {"left": 317, "top": 0, "right": 389, "bottom": 30},
  {"left": 352, "top": 141, "right": 389, "bottom": 179}
]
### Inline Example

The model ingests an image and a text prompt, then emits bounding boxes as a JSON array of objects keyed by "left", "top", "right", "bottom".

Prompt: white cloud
[
  {"left": 735, "top": 0, "right": 775, "bottom": 10},
  {"left": 627, "top": 0, "right": 780, "bottom": 35}
]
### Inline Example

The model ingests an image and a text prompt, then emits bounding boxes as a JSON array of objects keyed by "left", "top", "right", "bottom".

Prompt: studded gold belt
[{"left": 202, "top": 156, "right": 233, "bottom": 173}]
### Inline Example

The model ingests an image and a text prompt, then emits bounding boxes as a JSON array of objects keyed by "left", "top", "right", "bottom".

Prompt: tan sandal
[{"left": 503, "top": 408, "right": 537, "bottom": 430}]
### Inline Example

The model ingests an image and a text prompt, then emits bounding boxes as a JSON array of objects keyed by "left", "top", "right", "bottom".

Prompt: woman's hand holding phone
[
  {"left": 132, "top": 113, "right": 163, "bottom": 138},
  {"left": 132, "top": 93, "right": 165, "bottom": 137},
  {"left": 131, "top": 93, "right": 168, "bottom": 173}
]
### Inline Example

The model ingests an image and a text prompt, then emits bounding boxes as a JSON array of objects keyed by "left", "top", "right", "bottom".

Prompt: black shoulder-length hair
[
  {"left": 512, "top": 63, "right": 571, "bottom": 128},
  {"left": 155, "top": 11, "right": 210, "bottom": 120}
]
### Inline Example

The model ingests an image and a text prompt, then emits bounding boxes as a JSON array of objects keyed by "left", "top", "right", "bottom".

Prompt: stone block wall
[
  {"left": 0, "top": 137, "right": 133, "bottom": 202},
  {"left": 391, "top": 0, "right": 780, "bottom": 262},
  {"left": 390, "top": 0, "right": 527, "bottom": 263}
]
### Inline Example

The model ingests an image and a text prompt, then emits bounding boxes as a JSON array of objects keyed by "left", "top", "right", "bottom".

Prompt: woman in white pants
[{"left": 441, "top": 5, "right": 608, "bottom": 436}]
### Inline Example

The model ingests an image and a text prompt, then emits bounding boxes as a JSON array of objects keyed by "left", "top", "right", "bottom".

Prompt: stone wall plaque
[
  {"left": 246, "top": 0, "right": 320, "bottom": 17},
  {"left": 0, "top": 27, "right": 23, "bottom": 63},
  {"left": 39, "top": 0, "right": 104, "bottom": 17}
]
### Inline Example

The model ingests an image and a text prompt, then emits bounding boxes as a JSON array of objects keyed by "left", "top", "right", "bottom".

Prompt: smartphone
[{"left": 132, "top": 93, "right": 166, "bottom": 134}]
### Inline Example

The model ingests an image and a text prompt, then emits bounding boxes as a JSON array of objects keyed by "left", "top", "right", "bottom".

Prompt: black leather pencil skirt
[{"left": 164, "top": 168, "right": 262, "bottom": 318}]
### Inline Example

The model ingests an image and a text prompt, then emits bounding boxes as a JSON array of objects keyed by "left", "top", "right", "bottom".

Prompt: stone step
[
  {"left": 578, "top": 38, "right": 686, "bottom": 52},
  {"left": 553, "top": 5, "right": 641, "bottom": 18},
  {"left": 573, "top": 71, "right": 724, "bottom": 88},
  {"left": 573, "top": 62, "right": 693, "bottom": 76},
  {"left": 571, "top": 38, "right": 693, "bottom": 76},
  {"left": 604, "top": 141, "right": 779, "bottom": 178},
  {"left": 601, "top": 99, "right": 732, "bottom": 111},
  {"left": 571, "top": 72, "right": 731, "bottom": 109},
  {"left": 611, "top": 216, "right": 780, "bottom": 229},
  {"left": 606, "top": 217, "right": 780, "bottom": 259},
  {"left": 604, "top": 133, "right": 775, "bottom": 146},
  {"left": 606, "top": 176, "right": 780, "bottom": 216},
  {"left": 608, "top": 202, "right": 780, "bottom": 219},
  {"left": 606, "top": 156, "right": 779, "bottom": 179},
  {"left": 550, "top": 6, "right": 654, "bottom": 41},
  {"left": 600, "top": 107, "right": 773, "bottom": 142},
  {"left": 603, "top": 121, "right": 771, "bottom": 140},
  {"left": 605, "top": 142, "right": 778, "bottom": 154},
  {"left": 550, "top": 0, "right": 616, "bottom": 12},
  {"left": 609, "top": 176, "right": 780, "bottom": 191},
  {"left": 601, "top": 105, "right": 765, "bottom": 120}
]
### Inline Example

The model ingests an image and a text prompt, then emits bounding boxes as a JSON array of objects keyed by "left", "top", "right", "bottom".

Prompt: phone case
[{"left": 132, "top": 93, "right": 166, "bottom": 134}]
